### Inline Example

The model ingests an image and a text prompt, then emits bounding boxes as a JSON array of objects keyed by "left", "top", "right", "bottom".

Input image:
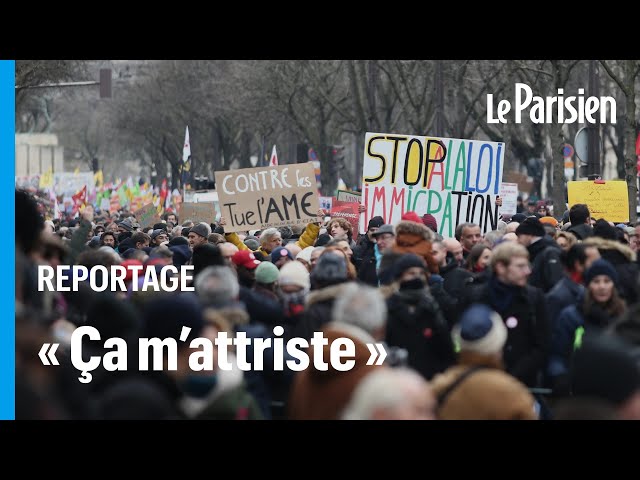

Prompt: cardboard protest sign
[
  {"left": 360, "top": 132, "right": 505, "bottom": 237},
  {"left": 336, "top": 189, "right": 361, "bottom": 203},
  {"left": 499, "top": 182, "right": 519, "bottom": 215},
  {"left": 179, "top": 202, "right": 216, "bottom": 224},
  {"left": 134, "top": 203, "right": 161, "bottom": 229},
  {"left": 567, "top": 180, "right": 629, "bottom": 223},
  {"left": 330, "top": 200, "right": 360, "bottom": 234},
  {"left": 214, "top": 163, "right": 320, "bottom": 233}
]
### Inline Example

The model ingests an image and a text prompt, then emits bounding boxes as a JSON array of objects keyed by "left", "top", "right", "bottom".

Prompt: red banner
[{"left": 330, "top": 200, "right": 360, "bottom": 234}]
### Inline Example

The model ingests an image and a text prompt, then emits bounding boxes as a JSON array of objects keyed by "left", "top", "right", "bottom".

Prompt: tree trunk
[
  {"left": 625, "top": 87, "right": 637, "bottom": 222},
  {"left": 549, "top": 122, "right": 567, "bottom": 219}
]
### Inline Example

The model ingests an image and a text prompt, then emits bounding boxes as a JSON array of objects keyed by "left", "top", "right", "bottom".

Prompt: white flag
[
  {"left": 183, "top": 126, "right": 191, "bottom": 163},
  {"left": 270, "top": 144, "right": 278, "bottom": 166}
]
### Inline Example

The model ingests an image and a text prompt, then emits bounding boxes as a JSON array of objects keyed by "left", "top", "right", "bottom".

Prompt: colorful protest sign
[
  {"left": 360, "top": 132, "right": 505, "bottom": 238},
  {"left": 214, "top": 163, "right": 320, "bottom": 233},
  {"left": 330, "top": 200, "right": 360, "bottom": 234},
  {"left": 499, "top": 182, "right": 519, "bottom": 215},
  {"left": 179, "top": 202, "right": 217, "bottom": 224},
  {"left": 567, "top": 180, "right": 629, "bottom": 223},
  {"left": 134, "top": 203, "right": 162, "bottom": 229},
  {"left": 336, "top": 189, "right": 361, "bottom": 203}
]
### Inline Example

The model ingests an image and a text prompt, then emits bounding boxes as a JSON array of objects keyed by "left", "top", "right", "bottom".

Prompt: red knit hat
[
  {"left": 401, "top": 211, "right": 422, "bottom": 224},
  {"left": 422, "top": 214, "right": 438, "bottom": 233}
]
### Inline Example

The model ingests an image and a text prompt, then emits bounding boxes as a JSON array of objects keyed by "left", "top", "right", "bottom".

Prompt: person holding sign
[{"left": 220, "top": 209, "right": 326, "bottom": 261}]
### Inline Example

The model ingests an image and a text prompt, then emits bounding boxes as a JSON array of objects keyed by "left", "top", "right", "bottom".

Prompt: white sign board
[{"left": 361, "top": 132, "right": 505, "bottom": 238}]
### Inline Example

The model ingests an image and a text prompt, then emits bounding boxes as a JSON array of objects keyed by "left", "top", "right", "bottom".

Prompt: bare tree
[
  {"left": 601, "top": 60, "right": 640, "bottom": 222},
  {"left": 259, "top": 60, "right": 349, "bottom": 195}
]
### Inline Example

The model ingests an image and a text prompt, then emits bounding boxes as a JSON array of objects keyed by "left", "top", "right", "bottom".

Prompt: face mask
[
  {"left": 180, "top": 374, "right": 218, "bottom": 398},
  {"left": 280, "top": 290, "right": 307, "bottom": 306},
  {"left": 399, "top": 277, "right": 426, "bottom": 291}
]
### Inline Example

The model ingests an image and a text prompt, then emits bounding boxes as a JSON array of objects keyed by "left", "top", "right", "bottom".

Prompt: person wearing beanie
[
  {"left": 592, "top": 218, "right": 618, "bottom": 241},
  {"left": 168, "top": 242, "right": 192, "bottom": 270},
  {"left": 243, "top": 236, "right": 260, "bottom": 251},
  {"left": 270, "top": 246, "right": 294, "bottom": 269},
  {"left": 549, "top": 258, "right": 627, "bottom": 394},
  {"left": 510, "top": 213, "right": 528, "bottom": 224},
  {"left": 545, "top": 243, "right": 601, "bottom": 329},
  {"left": 569, "top": 334, "right": 640, "bottom": 419},
  {"left": 385, "top": 253, "right": 456, "bottom": 380},
  {"left": 583, "top": 226, "right": 639, "bottom": 304},
  {"left": 535, "top": 201, "right": 551, "bottom": 218},
  {"left": 431, "top": 304, "right": 538, "bottom": 420},
  {"left": 539, "top": 216, "right": 558, "bottom": 228},
  {"left": 253, "top": 261, "right": 281, "bottom": 303},
  {"left": 191, "top": 243, "right": 226, "bottom": 280},
  {"left": 422, "top": 214, "right": 438, "bottom": 233},
  {"left": 295, "top": 246, "right": 315, "bottom": 272},
  {"left": 278, "top": 261, "right": 311, "bottom": 320},
  {"left": 293, "top": 252, "right": 350, "bottom": 341},
  {"left": 188, "top": 223, "right": 210, "bottom": 249},
  {"left": 515, "top": 215, "right": 563, "bottom": 293},
  {"left": 401, "top": 211, "right": 423, "bottom": 224},
  {"left": 352, "top": 216, "right": 385, "bottom": 287}
]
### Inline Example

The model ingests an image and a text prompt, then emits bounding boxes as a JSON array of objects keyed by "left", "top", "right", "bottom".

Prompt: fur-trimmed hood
[
  {"left": 583, "top": 236, "right": 636, "bottom": 262},
  {"left": 306, "top": 283, "right": 347, "bottom": 307},
  {"left": 394, "top": 220, "right": 434, "bottom": 241}
]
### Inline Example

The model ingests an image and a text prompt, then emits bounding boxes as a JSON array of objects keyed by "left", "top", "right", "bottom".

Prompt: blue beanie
[
  {"left": 583, "top": 258, "right": 619, "bottom": 286},
  {"left": 453, "top": 304, "right": 507, "bottom": 355}
]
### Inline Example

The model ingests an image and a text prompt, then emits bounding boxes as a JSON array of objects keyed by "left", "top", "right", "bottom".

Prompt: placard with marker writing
[
  {"left": 567, "top": 180, "right": 629, "bottom": 223},
  {"left": 215, "top": 163, "right": 319, "bottom": 233}
]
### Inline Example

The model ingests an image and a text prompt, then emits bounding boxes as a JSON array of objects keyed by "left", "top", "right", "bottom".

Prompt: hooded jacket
[
  {"left": 287, "top": 324, "right": 381, "bottom": 420},
  {"left": 391, "top": 221, "right": 438, "bottom": 273}
]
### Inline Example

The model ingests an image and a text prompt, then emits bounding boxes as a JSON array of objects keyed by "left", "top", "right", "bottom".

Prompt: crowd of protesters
[{"left": 16, "top": 189, "right": 640, "bottom": 420}]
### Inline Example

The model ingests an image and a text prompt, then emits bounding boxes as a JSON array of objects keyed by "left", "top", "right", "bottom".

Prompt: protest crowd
[{"left": 15, "top": 186, "right": 640, "bottom": 420}]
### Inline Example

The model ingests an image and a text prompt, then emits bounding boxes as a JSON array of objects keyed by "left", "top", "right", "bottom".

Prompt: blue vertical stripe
[{"left": 0, "top": 60, "right": 15, "bottom": 420}]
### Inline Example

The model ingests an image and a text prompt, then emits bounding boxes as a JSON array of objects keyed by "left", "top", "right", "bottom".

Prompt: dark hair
[
  {"left": 315, "top": 233, "right": 332, "bottom": 247},
  {"left": 101, "top": 231, "right": 117, "bottom": 245},
  {"left": 131, "top": 232, "right": 150, "bottom": 246},
  {"left": 465, "top": 243, "right": 490, "bottom": 271},
  {"left": 15, "top": 190, "right": 44, "bottom": 255},
  {"left": 569, "top": 204, "right": 590, "bottom": 225},
  {"left": 163, "top": 212, "right": 178, "bottom": 222},
  {"left": 562, "top": 243, "right": 589, "bottom": 271}
]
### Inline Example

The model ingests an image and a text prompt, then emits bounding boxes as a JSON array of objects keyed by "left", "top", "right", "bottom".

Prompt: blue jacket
[{"left": 545, "top": 276, "right": 584, "bottom": 328}]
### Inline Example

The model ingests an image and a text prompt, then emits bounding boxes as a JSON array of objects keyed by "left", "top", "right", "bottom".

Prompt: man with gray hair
[
  {"left": 340, "top": 367, "right": 437, "bottom": 420},
  {"left": 332, "top": 283, "right": 387, "bottom": 341},
  {"left": 194, "top": 265, "right": 240, "bottom": 308}
]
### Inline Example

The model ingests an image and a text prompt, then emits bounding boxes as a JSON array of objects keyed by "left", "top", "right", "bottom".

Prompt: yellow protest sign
[{"left": 567, "top": 180, "right": 629, "bottom": 223}]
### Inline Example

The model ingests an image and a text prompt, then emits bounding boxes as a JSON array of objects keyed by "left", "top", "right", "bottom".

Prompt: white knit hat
[
  {"left": 278, "top": 260, "right": 311, "bottom": 290},
  {"left": 452, "top": 304, "right": 507, "bottom": 355},
  {"left": 296, "top": 246, "right": 314, "bottom": 264}
]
